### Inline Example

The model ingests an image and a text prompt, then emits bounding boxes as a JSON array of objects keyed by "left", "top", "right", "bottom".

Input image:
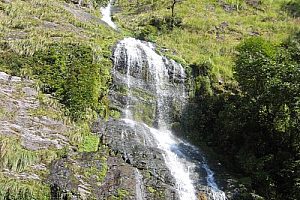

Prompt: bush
[
  {"left": 32, "top": 43, "right": 104, "bottom": 120},
  {"left": 283, "top": 0, "right": 300, "bottom": 18}
]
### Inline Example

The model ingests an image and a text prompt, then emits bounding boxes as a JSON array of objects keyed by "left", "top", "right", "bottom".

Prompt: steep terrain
[{"left": 0, "top": 0, "right": 299, "bottom": 199}]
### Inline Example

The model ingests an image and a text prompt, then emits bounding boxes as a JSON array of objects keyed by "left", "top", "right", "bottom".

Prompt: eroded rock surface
[
  {"left": 92, "top": 119, "right": 179, "bottom": 200},
  {"left": 0, "top": 72, "right": 70, "bottom": 151}
]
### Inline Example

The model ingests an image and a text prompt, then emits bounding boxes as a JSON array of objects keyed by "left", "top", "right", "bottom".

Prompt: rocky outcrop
[
  {"left": 92, "top": 119, "right": 179, "bottom": 200},
  {"left": 0, "top": 72, "right": 70, "bottom": 151},
  {"left": 0, "top": 72, "right": 73, "bottom": 199}
]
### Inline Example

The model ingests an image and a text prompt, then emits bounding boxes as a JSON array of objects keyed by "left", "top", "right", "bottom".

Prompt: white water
[
  {"left": 115, "top": 38, "right": 196, "bottom": 199},
  {"left": 108, "top": 1, "right": 226, "bottom": 198},
  {"left": 100, "top": 0, "right": 117, "bottom": 29},
  {"left": 135, "top": 169, "right": 145, "bottom": 200}
]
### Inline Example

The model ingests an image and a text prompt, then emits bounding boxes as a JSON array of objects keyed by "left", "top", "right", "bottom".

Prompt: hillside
[
  {"left": 0, "top": 0, "right": 299, "bottom": 199},
  {"left": 115, "top": 0, "right": 299, "bottom": 81}
]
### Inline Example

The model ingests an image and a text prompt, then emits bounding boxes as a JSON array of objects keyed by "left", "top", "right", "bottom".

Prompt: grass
[
  {"left": 0, "top": 136, "right": 38, "bottom": 172},
  {"left": 115, "top": 0, "right": 299, "bottom": 82},
  {"left": 0, "top": 135, "right": 58, "bottom": 172},
  {"left": 0, "top": 0, "right": 120, "bottom": 64},
  {"left": 0, "top": 0, "right": 120, "bottom": 120},
  {"left": 0, "top": 174, "right": 50, "bottom": 200},
  {"left": 78, "top": 134, "right": 100, "bottom": 152}
]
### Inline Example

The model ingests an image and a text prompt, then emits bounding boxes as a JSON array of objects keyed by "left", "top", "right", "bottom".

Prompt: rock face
[
  {"left": 90, "top": 38, "right": 189, "bottom": 200},
  {"left": 0, "top": 72, "right": 73, "bottom": 198},
  {"left": 92, "top": 119, "right": 179, "bottom": 200},
  {"left": 0, "top": 72, "right": 70, "bottom": 151},
  {"left": 111, "top": 38, "right": 186, "bottom": 128},
  {"left": 45, "top": 36, "right": 185, "bottom": 200},
  {"left": 96, "top": 37, "right": 228, "bottom": 200}
]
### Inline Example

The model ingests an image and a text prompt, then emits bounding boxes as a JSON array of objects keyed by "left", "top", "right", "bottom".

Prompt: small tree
[{"left": 171, "top": 0, "right": 182, "bottom": 17}]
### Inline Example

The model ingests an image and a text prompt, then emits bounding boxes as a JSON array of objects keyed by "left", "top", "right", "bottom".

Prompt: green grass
[
  {"left": 0, "top": 0, "right": 119, "bottom": 55},
  {"left": 115, "top": 0, "right": 299, "bottom": 81},
  {"left": 0, "top": 136, "right": 38, "bottom": 172},
  {"left": 79, "top": 134, "right": 100, "bottom": 152},
  {"left": 0, "top": 174, "right": 50, "bottom": 200},
  {"left": 0, "top": 135, "right": 58, "bottom": 172},
  {"left": 0, "top": 0, "right": 121, "bottom": 120}
]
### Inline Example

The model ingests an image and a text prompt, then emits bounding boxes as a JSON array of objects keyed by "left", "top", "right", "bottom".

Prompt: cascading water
[
  {"left": 102, "top": 2, "right": 227, "bottom": 200},
  {"left": 135, "top": 169, "right": 145, "bottom": 200},
  {"left": 113, "top": 38, "right": 226, "bottom": 200},
  {"left": 100, "top": 0, "right": 117, "bottom": 29}
]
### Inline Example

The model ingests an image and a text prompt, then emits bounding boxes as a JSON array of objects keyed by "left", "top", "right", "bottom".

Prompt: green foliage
[
  {"left": 116, "top": 0, "right": 299, "bottom": 82},
  {"left": 78, "top": 134, "right": 100, "bottom": 152},
  {"left": 147, "top": 186, "right": 156, "bottom": 193},
  {"left": 32, "top": 43, "right": 104, "bottom": 120},
  {"left": 1, "top": 42, "right": 111, "bottom": 121},
  {"left": 83, "top": 158, "right": 107, "bottom": 182},
  {"left": 0, "top": 0, "right": 119, "bottom": 121},
  {"left": 283, "top": 0, "right": 300, "bottom": 17},
  {"left": 235, "top": 37, "right": 277, "bottom": 97},
  {"left": 110, "top": 189, "right": 129, "bottom": 200},
  {"left": 0, "top": 175, "right": 50, "bottom": 200},
  {"left": 0, "top": 135, "right": 59, "bottom": 172},
  {"left": 181, "top": 33, "right": 300, "bottom": 199},
  {"left": 224, "top": 0, "right": 245, "bottom": 10},
  {"left": 0, "top": 136, "right": 38, "bottom": 172}
]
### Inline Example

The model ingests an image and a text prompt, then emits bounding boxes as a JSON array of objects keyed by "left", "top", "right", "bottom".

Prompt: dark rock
[{"left": 245, "top": 0, "right": 261, "bottom": 8}]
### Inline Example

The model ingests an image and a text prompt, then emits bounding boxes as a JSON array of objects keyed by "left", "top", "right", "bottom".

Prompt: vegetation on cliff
[
  {"left": 0, "top": 0, "right": 299, "bottom": 199},
  {"left": 0, "top": 0, "right": 117, "bottom": 199},
  {"left": 114, "top": 0, "right": 299, "bottom": 199},
  {"left": 0, "top": 0, "right": 119, "bottom": 120},
  {"left": 181, "top": 32, "right": 300, "bottom": 199},
  {"left": 115, "top": 0, "right": 299, "bottom": 81}
]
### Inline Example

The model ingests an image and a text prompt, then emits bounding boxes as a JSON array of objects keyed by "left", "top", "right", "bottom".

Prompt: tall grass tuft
[
  {"left": 0, "top": 136, "right": 37, "bottom": 172},
  {"left": 0, "top": 174, "right": 50, "bottom": 200}
]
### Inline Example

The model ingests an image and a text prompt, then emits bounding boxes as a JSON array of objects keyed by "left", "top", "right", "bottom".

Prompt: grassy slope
[
  {"left": 0, "top": 0, "right": 119, "bottom": 199},
  {"left": 115, "top": 0, "right": 299, "bottom": 81},
  {"left": 0, "top": 0, "right": 118, "bottom": 56}
]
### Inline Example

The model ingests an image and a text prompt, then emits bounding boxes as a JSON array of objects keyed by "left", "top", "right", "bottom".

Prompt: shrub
[{"left": 32, "top": 43, "right": 103, "bottom": 120}]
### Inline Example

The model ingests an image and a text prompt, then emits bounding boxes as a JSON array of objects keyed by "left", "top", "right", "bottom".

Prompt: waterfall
[
  {"left": 100, "top": 0, "right": 117, "bottom": 29},
  {"left": 113, "top": 38, "right": 226, "bottom": 200},
  {"left": 135, "top": 169, "right": 145, "bottom": 200},
  {"left": 101, "top": 1, "right": 227, "bottom": 200}
]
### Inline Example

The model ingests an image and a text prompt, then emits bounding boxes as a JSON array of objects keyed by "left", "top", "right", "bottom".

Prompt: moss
[
  {"left": 147, "top": 186, "right": 165, "bottom": 199},
  {"left": 110, "top": 109, "right": 121, "bottom": 119},
  {"left": 130, "top": 88, "right": 156, "bottom": 125},
  {"left": 80, "top": 156, "right": 108, "bottom": 183},
  {"left": 109, "top": 189, "right": 130, "bottom": 200},
  {"left": 98, "top": 157, "right": 108, "bottom": 182},
  {"left": 131, "top": 88, "right": 156, "bottom": 102},
  {"left": 133, "top": 102, "right": 156, "bottom": 126},
  {"left": 147, "top": 186, "right": 156, "bottom": 193},
  {"left": 78, "top": 134, "right": 100, "bottom": 153},
  {"left": 117, "top": 189, "right": 129, "bottom": 198}
]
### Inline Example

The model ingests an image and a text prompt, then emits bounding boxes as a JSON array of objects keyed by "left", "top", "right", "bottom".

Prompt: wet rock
[
  {"left": 112, "top": 38, "right": 187, "bottom": 127},
  {"left": 48, "top": 151, "right": 148, "bottom": 199},
  {"left": 92, "top": 118, "right": 180, "bottom": 199}
]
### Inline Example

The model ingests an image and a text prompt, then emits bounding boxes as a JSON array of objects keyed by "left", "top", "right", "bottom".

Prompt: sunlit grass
[
  {"left": 0, "top": 174, "right": 50, "bottom": 200},
  {"left": 115, "top": 0, "right": 299, "bottom": 80},
  {"left": 0, "top": 135, "right": 59, "bottom": 172}
]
